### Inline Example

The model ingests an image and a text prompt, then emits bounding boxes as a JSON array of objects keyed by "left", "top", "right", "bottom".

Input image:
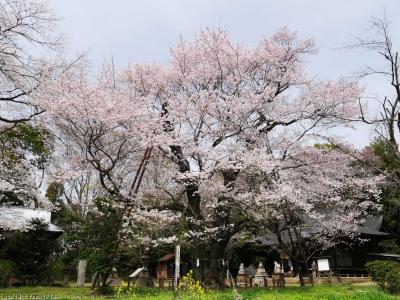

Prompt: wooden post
[
  {"left": 175, "top": 245, "right": 180, "bottom": 291},
  {"left": 77, "top": 259, "right": 87, "bottom": 287}
]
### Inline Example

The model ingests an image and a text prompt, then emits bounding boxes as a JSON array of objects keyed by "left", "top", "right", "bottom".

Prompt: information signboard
[{"left": 317, "top": 258, "right": 330, "bottom": 271}]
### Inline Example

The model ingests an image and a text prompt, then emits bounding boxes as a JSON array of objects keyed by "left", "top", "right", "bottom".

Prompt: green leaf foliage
[
  {"left": 371, "top": 138, "right": 400, "bottom": 171},
  {"left": 0, "top": 123, "right": 52, "bottom": 168},
  {"left": 0, "top": 219, "right": 60, "bottom": 285},
  {"left": 369, "top": 138, "right": 400, "bottom": 255},
  {"left": 367, "top": 260, "right": 400, "bottom": 294}
]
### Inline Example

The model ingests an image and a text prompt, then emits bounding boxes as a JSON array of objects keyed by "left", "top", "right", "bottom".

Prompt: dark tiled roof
[{"left": 256, "top": 215, "right": 388, "bottom": 246}]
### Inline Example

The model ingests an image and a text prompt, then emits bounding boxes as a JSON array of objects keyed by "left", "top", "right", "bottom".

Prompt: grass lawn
[{"left": 0, "top": 284, "right": 399, "bottom": 299}]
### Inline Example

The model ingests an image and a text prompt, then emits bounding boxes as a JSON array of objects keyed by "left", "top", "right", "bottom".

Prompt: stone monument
[
  {"left": 236, "top": 263, "right": 248, "bottom": 287},
  {"left": 76, "top": 259, "right": 87, "bottom": 287},
  {"left": 274, "top": 261, "right": 282, "bottom": 273},
  {"left": 253, "top": 261, "right": 268, "bottom": 287},
  {"left": 272, "top": 261, "right": 285, "bottom": 288}
]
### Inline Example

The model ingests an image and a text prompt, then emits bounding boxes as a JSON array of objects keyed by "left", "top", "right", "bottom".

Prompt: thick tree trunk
[
  {"left": 169, "top": 146, "right": 239, "bottom": 284},
  {"left": 192, "top": 243, "right": 205, "bottom": 281},
  {"left": 291, "top": 257, "right": 305, "bottom": 287},
  {"left": 208, "top": 239, "right": 229, "bottom": 289},
  {"left": 298, "top": 269, "right": 305, "bottom": 287},
  {"left": 292, "top": 227, "right": 311, "bottom": 287},
  {"left": 186, "top": 184, "right": 205, "bottom": 281},
  {"left": 167, "top": 144, "right": 205, "bottom": 280},
  {"left": 282, "top": 203, "right": 311, "bottom": 288},
  {"left": 289, "top": 254, "right": 310, "bottom": 287}
]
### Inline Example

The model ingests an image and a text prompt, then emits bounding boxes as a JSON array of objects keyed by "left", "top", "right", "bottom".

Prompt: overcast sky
[{"left": 48, "top": 0, "right": 400, "bottom": 147}]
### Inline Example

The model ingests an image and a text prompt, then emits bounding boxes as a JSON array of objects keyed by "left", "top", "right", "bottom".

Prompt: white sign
[{"left": 317, "top": 258, "right": 330, "bottom": 271}]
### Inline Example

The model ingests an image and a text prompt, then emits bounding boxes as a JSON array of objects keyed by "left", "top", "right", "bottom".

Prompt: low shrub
[{"left": 366, "top": 260, "right": 400, "bottom": 294}]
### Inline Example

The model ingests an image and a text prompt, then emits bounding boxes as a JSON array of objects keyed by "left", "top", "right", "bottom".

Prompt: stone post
[{"left": 77, "top": 259, "right": 87, "bottom": 287}]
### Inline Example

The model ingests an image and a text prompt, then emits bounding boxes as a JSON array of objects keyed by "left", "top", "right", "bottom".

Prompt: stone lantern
[
  {"left": 236, "top": 263, "right": 248, "bottom": 287},
  {"left": 253, "top": 261, "right": 268, "bottom": 287}
]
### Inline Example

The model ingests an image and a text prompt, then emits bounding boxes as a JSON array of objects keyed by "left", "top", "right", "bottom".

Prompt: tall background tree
[
  {"left": 0, "top": 123, "right": 52, "bottom": 207},
  {"left": 346, "top": 16, "right": 400, "bottom": 255}
]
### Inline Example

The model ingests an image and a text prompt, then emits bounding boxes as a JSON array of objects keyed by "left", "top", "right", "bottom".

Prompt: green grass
[{"left": 0, "top": 285, "right": 399, "bottom": 299}]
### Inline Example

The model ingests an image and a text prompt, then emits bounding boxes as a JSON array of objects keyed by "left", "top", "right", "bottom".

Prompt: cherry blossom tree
[
  {"left": 46, "top": 141, "right": 103, "bottom": 217},
  {"left": 34, "top": 62, "right": 180, "bottom": 289},
  {"left": 150, "top": 28, "right": 366, "bottom": 283},
  {"left": 233, "top": 145, "right": 381, "bottom": 285},
  {"left": 0, "top": 0, "right": 62, "bottom": 132},
  {"left": 35, "top": 28, "right": 379, "bottom": 287}
]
